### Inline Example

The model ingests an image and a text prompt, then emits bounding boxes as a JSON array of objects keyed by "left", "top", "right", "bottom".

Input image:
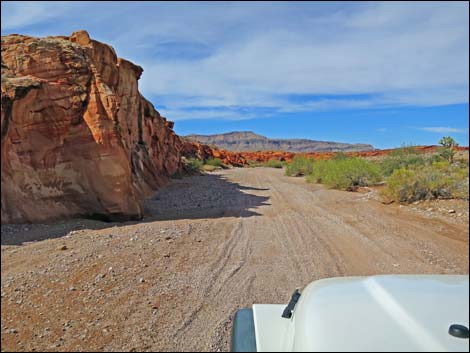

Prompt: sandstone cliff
[{"left": 1, "top": 31, "right": 181, "bottom": 223}]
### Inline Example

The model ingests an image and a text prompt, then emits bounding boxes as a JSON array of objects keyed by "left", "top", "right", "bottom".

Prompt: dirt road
[{"left": 1, "top": 168, "right": 468, "bottom": 351}]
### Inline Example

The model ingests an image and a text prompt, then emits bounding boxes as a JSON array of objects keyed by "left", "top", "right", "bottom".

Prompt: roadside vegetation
[
  {"left": 380, "top": 138, "right": 468, "bottom": 203},
  {"left": 306, "top": 156, "right": 381, "bottom": 191},
  {"left": 284, "top": 137, "right": 469, "bottom": 203},
  {"left": 204, "top": 158, "right": 224, "bottom": 167},
  {"left": 182, "top": 157, "right": 229, "bottom": 174},
  {"left": 378, "top": 146, "right": 427, "bottom": 177},
  {"left": 381, "top": 161, "right": 468, "bottom": 203},
  {"left": 284, "top": 155, "right": 315, "bottom": 176},
  {"left": 182, "top": 158, "right": 204, "bottom": 174},
  {"left": 246, "top": 159, "right": 285, "bottom": 168}
]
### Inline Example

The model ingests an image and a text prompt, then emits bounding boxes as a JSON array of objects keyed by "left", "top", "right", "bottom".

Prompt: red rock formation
[
  {"left": 1, "top": 31, "right": 181, "bottom": 223},
  {"left": 180, "top": 139, "right": 215, "bottom": 161},
  {"left": 182, "top": 142, "right": 469, "bottom": 167}
]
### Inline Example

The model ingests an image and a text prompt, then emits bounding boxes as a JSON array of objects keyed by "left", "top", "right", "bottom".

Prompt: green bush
[
  {"left": 264, "top": 159, "right": 284, "bottom": 168},
  {"left": 332, "top": 152, "right": 348, "bottom": 160},
  {"left": 379, "top": 147, "right": 427, "bottom": 176},
  {"left": 307, "top": 157, "right": 382, "bottom": 191},
  {"left": 185, "top": 158, "right": 203, "bottom": 173},
  {"left": 438, "top": 147, "right": 456, "bottom": 164},
  {"left": 285, "top": 155, "right": 315, "bottom": 176},
  {"left": 204, "top": 158, "right": 224, "bottom": 167},
  {"left": 381, "top": 161, "right": 469, "bottom": 203}
]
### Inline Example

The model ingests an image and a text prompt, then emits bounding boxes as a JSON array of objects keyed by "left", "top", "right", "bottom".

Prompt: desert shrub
[
  {"left": 201, "top": 164, "right": 218, "bottom": 172},
  {"left": 381, "top": 162, "right": 469, "bottom": 203},
  {"left": 332, "top": 152, "right": 348, "bottom": 160},
  {"left": 438, "top": 136, "right": 459, "bottom": 163},
  {"left": 307, "top": 157, "right": 381, "bottom": 191},
  {"left": 285, "top": 155, "right": 315, "bottom": 176},
  {"left": 381, "top": 168, "right": 428, "bottom": 203},
  {"left": 438, "top": 147, "right": 456, "bottom": 164},
  {"left": 428, "top": 153, "right": 445, "bottom": 164},
  {"left": 264, "top": 159, "right": 284, "bottom": 168},
  {"left": 185, "top": 158, "right": 203, "bottom": 173},
  {"left": 205, "top": 158, "right": 224, "bottom": 167},
  {"left": 379, "top": 147, "right": 427, "bottom": 176}
]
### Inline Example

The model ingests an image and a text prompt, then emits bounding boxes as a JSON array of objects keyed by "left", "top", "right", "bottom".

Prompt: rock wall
[{"left": 1, "top": 31, "right": 182, "bottom": 223}]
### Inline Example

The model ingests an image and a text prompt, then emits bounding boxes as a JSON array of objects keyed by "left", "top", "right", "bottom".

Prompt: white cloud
[
  {"left": 417, "top": 127, "right": 469, "bottom": 134},
  {"left": 2, "top": 1, "right": 469, "bottom": 121},
  {"left": 135, "top": 1, "right": 469, "bottom": 118},
  {"left": 1, "top": 1, "right": 75, "bottom": 30}
]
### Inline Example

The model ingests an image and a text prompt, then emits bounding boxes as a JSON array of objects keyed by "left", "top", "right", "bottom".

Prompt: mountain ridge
[{"left": 185, "top": 131, "right": 374, "bottom": 152}]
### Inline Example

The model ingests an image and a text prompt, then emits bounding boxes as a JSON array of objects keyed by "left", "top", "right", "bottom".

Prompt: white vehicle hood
[{"left": 253, "top": 275, "right": 469, "bottom": 352}]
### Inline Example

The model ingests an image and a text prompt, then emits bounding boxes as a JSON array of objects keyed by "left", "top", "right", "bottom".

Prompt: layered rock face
[{"left": 1, "top": 31, "right": 181, "bottom": 223}]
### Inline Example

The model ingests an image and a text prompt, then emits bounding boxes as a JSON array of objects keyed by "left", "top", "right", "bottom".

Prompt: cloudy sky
[{"left": 2, "top": 1, "right": 469, "bottom": 147}]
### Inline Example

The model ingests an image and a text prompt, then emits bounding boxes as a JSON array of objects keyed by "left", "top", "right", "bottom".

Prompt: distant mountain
[{"left": 184, "top": 131, "right": 374, "bottom": 152}]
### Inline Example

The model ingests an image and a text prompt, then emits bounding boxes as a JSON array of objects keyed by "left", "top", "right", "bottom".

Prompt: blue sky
[{"left": 2, "top": 1, "right": 469, "bottom": 148}]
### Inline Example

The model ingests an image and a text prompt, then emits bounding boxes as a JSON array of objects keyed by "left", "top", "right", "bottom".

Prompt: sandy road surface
[{"left": 1, "top": 168, "right": 468, "bottom": 351}]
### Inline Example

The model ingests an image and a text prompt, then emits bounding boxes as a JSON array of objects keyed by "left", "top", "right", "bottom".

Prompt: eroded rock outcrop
[
  {"left": 182, "top": 141, "right": 469, "bottom": 167},
  {"left": 1, "top": 31, "right": 181, "bottom": 223}
]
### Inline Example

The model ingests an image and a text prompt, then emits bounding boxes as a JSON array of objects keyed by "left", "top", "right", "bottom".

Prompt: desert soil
[{"left": 1, "top": 168, "right": 468, "bottom": 352}]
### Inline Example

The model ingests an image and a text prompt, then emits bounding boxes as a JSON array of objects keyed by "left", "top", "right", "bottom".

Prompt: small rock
[
  {"left": 59, "top": 245, "right": 68, "bottom": 251},
  {"left": 94, "top": 273, "right": 106, "bottom": 282},
  {"left": 163, "top": 253, "right": 170, "bottom": 258},
  {"left": 139, "top": 278, "right": 145, "bottom": 283},
  {"left": 448, "top": 209, "right": 456, "bottom": 214},
  {"left": 68, "top": 286, "right": 76, "bottom": 291},
  {"left": 8, "top": 328, "right": 18, "bottom": 334}
]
